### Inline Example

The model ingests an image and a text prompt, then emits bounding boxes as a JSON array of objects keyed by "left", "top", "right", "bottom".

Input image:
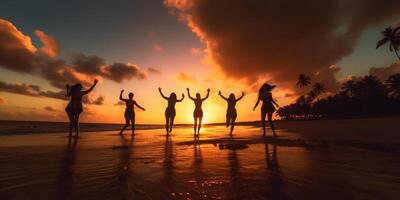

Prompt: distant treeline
[{"left": 277, "top": 74, "right": 400, "bottom": 120}]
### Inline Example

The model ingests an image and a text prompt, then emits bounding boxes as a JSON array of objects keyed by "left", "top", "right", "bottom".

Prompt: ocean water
[{"left": 0, "top": 126, "right": 399, "bottom": 199}]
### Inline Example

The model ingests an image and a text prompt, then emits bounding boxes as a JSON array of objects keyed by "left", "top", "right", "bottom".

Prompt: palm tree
[
  {"left": 386, "top": 73, "right": 400, "bottom": 98},
  {"left": 297, "top": 74, "right": 311, "bottom": 87},
  {"left": 376, "top": 26, "right": 400, "bottom": 60},
  {"left": 341, "top": 80, "right": 356, "bottom": 97},
  {"left": 312, "top": 82, "right": 326, "bottom": 96}
]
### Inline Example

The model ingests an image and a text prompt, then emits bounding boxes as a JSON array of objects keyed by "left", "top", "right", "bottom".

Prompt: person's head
[
  {"left": 170, "top": 92, "right": 177, "bottom": 100},
  {"left": 196, "top": 93, "right": 201, "bottom": 99},
  {"left": 128, "top": 92, "right": 134, "bottom": 99},
  {"left": 229, "top": 93, "right": 235, "bottom": 101},
  {"left": 71, "top": 83, "right": 82, "bottom": 94},
  {"left": 259, "top": 83, "right": 276, "bottom": 98}
]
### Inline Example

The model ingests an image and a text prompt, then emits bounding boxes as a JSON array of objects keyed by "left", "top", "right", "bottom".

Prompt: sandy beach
[{"left": 1, "top": 118, "right": 400, "bottom": 199}]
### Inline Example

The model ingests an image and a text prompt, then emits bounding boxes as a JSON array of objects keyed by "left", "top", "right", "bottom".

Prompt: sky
[{"left": 0, "top": 0, "right": 399, "bottom": 124}]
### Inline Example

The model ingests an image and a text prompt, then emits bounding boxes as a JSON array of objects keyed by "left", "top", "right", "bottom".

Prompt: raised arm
[
  {"left": 187, "top": 88, "right": 195, "bottom": 100},
  {"left": 134, "top": 101, "right": 145, "bottom": 111},
  {"left": 201, "top": 88, "right": 210, "bottom": 101},
  {"left": 158, "top": 87, "right": 168, "bottom": 100},
  {"left": 236, "top": 92, "right": 245, "bottom": 102},
  {"left": 66, "top": 84, "right": 70, "bottom": 97},
  {"left": 218, "top": 91, "right": 228, "bottom": 100},
  {"left": 82, "top": 79, "right": 98, "bottom": 95},
  {"left": 177, "top": 93, "right": 185, "bottom": 102},
  {"left": 119, "top": 90, "right": 126, "bottom": 101}
]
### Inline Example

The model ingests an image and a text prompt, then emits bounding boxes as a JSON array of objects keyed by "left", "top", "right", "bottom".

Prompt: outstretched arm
[
  {"left": 158, "top": 87, "right": 168, "bottom": 100},
  {"left": 177, "top": 94, "right": 185, "bottom": 102},
  {"left": 119, "top": 90, "right": 126, "bottom": 101},
  {"left": 134, "top": 101, "right": 145, "bottom": 111},
  {"left": 82, "top": 79, "right": 98, "bottom": 95},
  {"left": 66, "top": 84, "right": 71, "bottom": 96},
  {"left": 253, "top": 97, "right": 260, "bottom": 111},
  {"left": 202, "top": 88, "right": 210, "bottom": 101},
  {"left": 187, "top": 88, "right": 195, "bottom": 100},
  {"left": 236, "top": 92, "right": 245, "bottom": 102},
  {"left": 218, "top": 91, "right": 228, "bottom": 100}
]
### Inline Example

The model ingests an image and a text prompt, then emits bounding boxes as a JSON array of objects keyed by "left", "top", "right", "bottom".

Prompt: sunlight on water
[{"left": 0, "top": 126, "right": 400, "bottom": 199}]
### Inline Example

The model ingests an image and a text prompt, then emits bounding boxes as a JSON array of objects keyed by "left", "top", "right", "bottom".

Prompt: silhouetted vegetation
[
  {"left": 277, "top": 74, "right": 400, "bottom": 120},
  {"left": 376, "top": 26, "right": 400, "bottom": 60}
]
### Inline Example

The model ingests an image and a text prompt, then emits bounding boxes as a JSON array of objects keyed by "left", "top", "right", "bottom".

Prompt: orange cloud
[
  {"left": 0, "top": 96, "right": 6, "bottom": 105},
  {"left": 35, "top": 30, "right": 59, "bottom": 57},
  {"left": 153, "top": 44, "right": 165, "bottom": 52},
  {"left": 176, "top": 72, "right": 197, "bottom": 84}
]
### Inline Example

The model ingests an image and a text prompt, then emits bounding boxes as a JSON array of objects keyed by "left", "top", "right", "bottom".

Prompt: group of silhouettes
[{"left": 65, "top": 80, "right": 278, "bottom": 138}]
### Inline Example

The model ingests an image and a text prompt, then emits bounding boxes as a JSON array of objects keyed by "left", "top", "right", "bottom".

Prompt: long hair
[
  {"left": 170, "top": 92, "right": 177, "bottom": 100},
  {"left": 70, "top": 83, "right": 82, "bottom": 95}
]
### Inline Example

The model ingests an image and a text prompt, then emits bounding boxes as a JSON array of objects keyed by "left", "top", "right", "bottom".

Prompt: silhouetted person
[
  {"left": 218, "top": 91, "right": 244, "bottom": 135},
  {"left": 253, "top": 83, "right": 279, "bottom": 137},
  {"left": 119, "top": 90, "right": 145, "bottom": 135},
  {"left": 158, "top": 87, "right": 184, "bottom": 135},
  {"left": 65, "top": 79, "right": 98, "bottom": 138},
  {"left": 187, "top": 88, "right": 210, "bottom": 135}
]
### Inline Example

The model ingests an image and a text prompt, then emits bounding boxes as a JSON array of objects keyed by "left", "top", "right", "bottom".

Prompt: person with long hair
[
  {"left": 65, "top": 79, "right": 98, "bottom": 138},
  {"left": 218, "top": 91, "right": 245, "bottom": 135},
  {"left": 158, "top": 87, "right": 184, "bottom": 135},
  {"left": 253, "top": 83, "right": 279, "bottom": 137},
  {"left": 119, "top": 90, "right": 145, "bottom": 135},
  {"left": 187, "top": 88, "right": 210, "bottom": 136}
]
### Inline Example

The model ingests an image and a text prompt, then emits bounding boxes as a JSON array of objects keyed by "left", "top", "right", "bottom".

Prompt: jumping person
[
  {"left": 253, "top": 83, "right": 279, "bottom": 137},
  {"left": 158, "top": 87, "right": 184, "bottom": 135},
  {"left": 119, "top": 90, "right": 145, "bottom": 135},
  {"left": 187, "top": 88, "right": 210, "bottom": 135},
  {"left": 65, "top": 79, "right": 98, "bottom": 138},
  {"left": 218, "top": 91, "right": 245, "bottom": 135}
]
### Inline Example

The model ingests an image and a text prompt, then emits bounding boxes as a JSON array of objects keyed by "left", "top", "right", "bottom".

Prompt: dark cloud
[
  {"left": 92, "top": 95, "right": 105, "bottom": 105},
  {"left": 72, "top": 54, "right": 105, "bottom": 75},
  {"left": 44, "top": 106, "right": 57, "bottom": 112},
  {"left": 38, "top": 90, "right": 68, "bottom": 100},
  {"left": 165, "top": 0, "right": 400, "bottom": 90},
  {"left": 147, "top": 67, "right": 161, "bottom": 74},
  {"left": 103, "top": 63, "right": 147, "bottom": 82},
  {"left": 369, "top": 62, "right": 400, "bottom": 81},
  {"left": 114, "top": 101, "right": 125, "bottom": 106},
  {"left": 0, "top": 81, "right": 40, "bottom": 96},
  {"left": 0, "top": 18, "right": 148, "bottom": 90}
]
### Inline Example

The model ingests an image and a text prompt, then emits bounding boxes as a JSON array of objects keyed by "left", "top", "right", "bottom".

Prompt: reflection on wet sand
[
  {"left": 116, "top": 135, "right": 134, "bottom": 198},
  {"left": 1, "top": 126, "right": 400, "bottom": 199},
  {"left": 57, "top": 138, "right": 78, "bottom": 199},
  {"left": 265, "top": 144, "right": 285, "bottom": 199}
]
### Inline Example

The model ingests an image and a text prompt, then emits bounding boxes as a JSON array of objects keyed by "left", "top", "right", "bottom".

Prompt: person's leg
[
  {"left": 131, "top": 115, "right": 136, "bottom": 135},
  {"left": 169, "top": 115, "right": 175, "bottom": 133},
  {"left": 198, "top": 117, "right": 202, "bottom": 135},
  {"left": 230, "top": 116, "right": 236, "bottom": 136},
  {"left": 120, "top": 116, "right": 129, "bottom": 135},
  {"left": 67, "top": 113, "right": 74, "bottom": 138},
  {"left": 165, "top": 115, "right": 170, "bottom": 135},
  {"left": 74, "top": 113, "right": 80, "bottom": 137},
  {"left": 194, "top": 117, "right": 198, "bottom": 135},
  {"left": 267, "top": 112, "right": 276, "bottom": 137},
  {"left": 261, "top": 111, "right": 267, "bottom": 136},
  {"left": 226, "top": 114, "right": 230, "bottom": 127}
]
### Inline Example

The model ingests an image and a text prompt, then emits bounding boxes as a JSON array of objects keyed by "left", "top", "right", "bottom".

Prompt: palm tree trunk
[{"left": 395, "top": 49, "right": 400, "bottom": 61}]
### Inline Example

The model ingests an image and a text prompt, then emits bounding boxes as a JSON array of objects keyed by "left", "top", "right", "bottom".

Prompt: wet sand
[{"left": 1, "top": 125, "right": 400, "bottom": 199}]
